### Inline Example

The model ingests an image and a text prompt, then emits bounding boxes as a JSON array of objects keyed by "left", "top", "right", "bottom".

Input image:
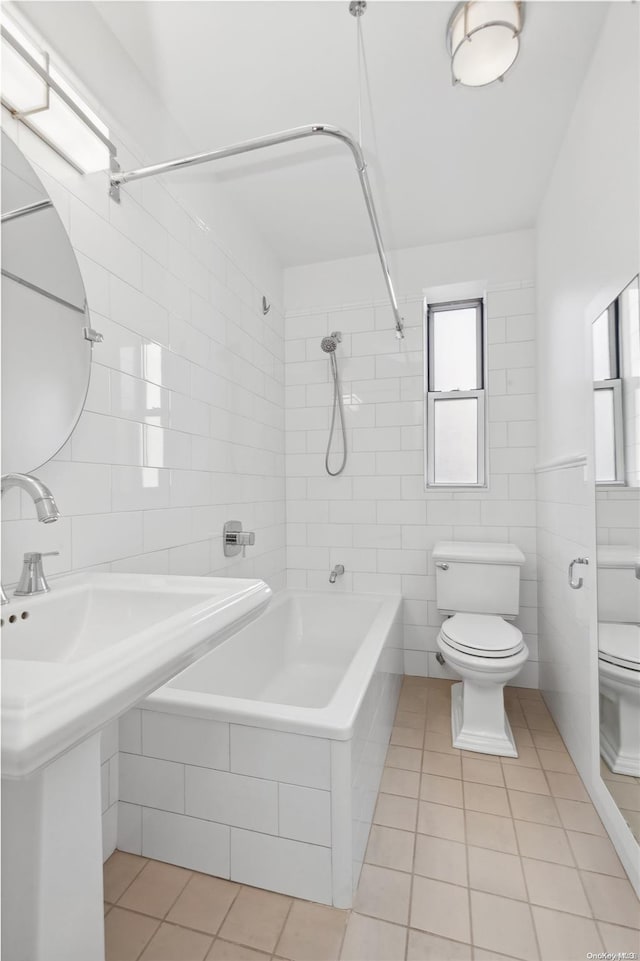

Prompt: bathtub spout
[{"left": 329, "top": 564, "right": 345, "bottom": 584}]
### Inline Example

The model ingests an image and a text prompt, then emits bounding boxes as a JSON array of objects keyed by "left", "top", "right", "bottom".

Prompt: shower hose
[{"left": 325, "top": 352, "right": 348, "bottom": 476}]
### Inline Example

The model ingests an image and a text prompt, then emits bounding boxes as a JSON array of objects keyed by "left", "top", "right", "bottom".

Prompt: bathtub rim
[{"left": 142, "top": 588, "right": 403, "bottom": 741}]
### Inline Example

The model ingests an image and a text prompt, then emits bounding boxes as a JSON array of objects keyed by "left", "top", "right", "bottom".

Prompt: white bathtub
[{"left": 117, "top": 590, "right": 403, "bottom": 907}]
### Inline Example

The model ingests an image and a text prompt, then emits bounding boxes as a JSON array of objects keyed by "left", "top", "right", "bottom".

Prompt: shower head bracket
[{"left": 109, "top": 154, "right": 122, "bottom": 203}]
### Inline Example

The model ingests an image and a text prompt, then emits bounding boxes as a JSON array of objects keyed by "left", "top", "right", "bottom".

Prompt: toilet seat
[
  {"left": 599, "top": 622, "right": 640, "bottom": 672},
  {"left": 440, "top": 613, "right": 524, "bottom": 658}
]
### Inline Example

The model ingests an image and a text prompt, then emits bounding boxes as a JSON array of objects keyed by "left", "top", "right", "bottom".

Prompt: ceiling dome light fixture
[{"left": 447, "top": 1, "right": 524, "bottom": 87}]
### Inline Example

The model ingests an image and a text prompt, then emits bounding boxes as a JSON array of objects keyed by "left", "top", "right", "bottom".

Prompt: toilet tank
[
  {"left": 597, "top": 546, "right": 640, "bottom": 623},
  {"left": 433, "top": 541, "right": 526, "bottom": 617}
]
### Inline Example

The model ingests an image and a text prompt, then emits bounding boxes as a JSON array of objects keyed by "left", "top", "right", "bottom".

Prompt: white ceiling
[{"left": 21, "top": 1, "right": 608, "bottom": 267}]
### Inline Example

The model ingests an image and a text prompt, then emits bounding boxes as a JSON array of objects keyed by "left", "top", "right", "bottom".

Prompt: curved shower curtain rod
[{"left": 109, "top": 123, "right": 404, "bottom": 338}]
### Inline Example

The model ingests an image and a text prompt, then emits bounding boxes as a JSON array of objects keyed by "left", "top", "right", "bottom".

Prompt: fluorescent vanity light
[
  {"left": 0, "top": 17, "right": 115, "bottom": 173},
  {"left": 0, "top": 20, "right": 48, "bottom": 113},
  {"left": 447, "top": 1, "right": 523, "bottom": 87}
]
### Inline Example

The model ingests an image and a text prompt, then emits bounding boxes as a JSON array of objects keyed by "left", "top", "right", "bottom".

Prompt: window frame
[
  {"left": 593, "top": 378, "right": 625, "bottom": 485},
  {"left": 424, "top": 297, "right": 487, "bottom": 489},
  {"left": 593, "top": 298, "right": 626, "bottom": 486}
]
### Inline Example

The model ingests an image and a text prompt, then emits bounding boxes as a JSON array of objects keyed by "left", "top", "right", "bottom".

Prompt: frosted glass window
[
  {"left": 433, "top": 397, "right": 478, "bottom": 485},
  {"left": 425, "top": 296, "right": 485, "bottom": 487},
  {"left": 592, "top": 308, "right": 614, "bottom": 381},
  {"left": 594, "top": 388, "right": 617, "bottom": 483},
  {"left": 430, "top": 305, "right": 481, "bottom": 391}
]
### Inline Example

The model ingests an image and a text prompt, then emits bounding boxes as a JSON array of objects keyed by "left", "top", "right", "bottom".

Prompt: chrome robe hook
[{"left": 568, "top": 557, "right": 589, "bottom": 590}]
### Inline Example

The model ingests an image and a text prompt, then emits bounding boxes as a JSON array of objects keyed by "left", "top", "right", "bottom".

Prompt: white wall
[
  {"left": 1, "top": 18, "right": 286, "bottom": 857},
  {"left": 284, "top": 230, "right": 539, "bottom": 683},
  {"left": 535, "top": 2, "right": 640, "bottom": 891}
]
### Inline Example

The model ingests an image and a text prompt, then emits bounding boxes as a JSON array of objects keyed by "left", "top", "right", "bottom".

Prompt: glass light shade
[
  {"left": 1, "top": 18, "right": 111, "bottom": 173},
  {"left": 449, "top": 1, "right": 522, "bottom": 87}
]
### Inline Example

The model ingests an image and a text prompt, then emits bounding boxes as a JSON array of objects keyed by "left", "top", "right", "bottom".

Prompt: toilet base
[
  {"left": 600, "top": 728, "right": 640, "bottom": 777},
  {"left": 451, "top": 682, "right": 518, "bottom": 758}
]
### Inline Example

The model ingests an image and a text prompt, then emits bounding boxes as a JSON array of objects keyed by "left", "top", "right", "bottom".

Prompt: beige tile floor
[{"left": 104, "top": 678, "right": 640, "bottom": 961}]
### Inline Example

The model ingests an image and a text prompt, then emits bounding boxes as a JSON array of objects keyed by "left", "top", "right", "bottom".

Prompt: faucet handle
[{"left": 15, "top": 551, "right": 59, "bottom": 597}]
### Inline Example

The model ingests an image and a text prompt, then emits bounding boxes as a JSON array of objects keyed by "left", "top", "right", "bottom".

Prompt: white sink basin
[{"left": 1, "top": 572, "right": 271, "bottom": 777}]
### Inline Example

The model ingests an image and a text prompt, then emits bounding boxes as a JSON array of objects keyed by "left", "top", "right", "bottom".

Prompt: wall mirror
[
  {"left": 592, "top": 275, "right": 640, "bottom": 844},
  {"left": 1, "top": 130, "right": 94, "bottom": 475}
]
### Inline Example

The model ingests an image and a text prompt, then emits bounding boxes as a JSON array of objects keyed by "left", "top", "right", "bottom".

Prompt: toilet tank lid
[
  {"left": 432, "top": 541, "right": 525, "bottom": 566},
  {"left": 597, "top": 545, "right": 640, "bottom": 570}
]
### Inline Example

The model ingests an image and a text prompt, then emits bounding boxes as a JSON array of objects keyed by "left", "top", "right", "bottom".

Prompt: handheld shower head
[{"left": 320, "top": 331, "right": 342, "bottom": 353}]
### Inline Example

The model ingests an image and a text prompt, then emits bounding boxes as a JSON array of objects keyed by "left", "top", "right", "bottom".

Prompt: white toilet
[
  {"left": 597, "top": 545, "right": 640, "bottom": 777},
  {"left": 433, "top": 541, "right": 528, "bottom": 758}
]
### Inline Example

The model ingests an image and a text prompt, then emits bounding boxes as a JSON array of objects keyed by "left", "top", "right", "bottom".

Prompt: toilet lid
[
  {"left": 440, "top": 613, "right": 524, "bottom": 657},
  {"left": 599, "top": 622, "right": 640, "bottom": 671}
]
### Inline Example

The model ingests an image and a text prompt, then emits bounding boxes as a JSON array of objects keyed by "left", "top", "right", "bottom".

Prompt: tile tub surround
[
  {"left": 116, "top": 592, "right": 404, "bottom": 907},
  {"left": 284, "top": 279, "right": 538, "bottom": 685},
  {"left": 104, "top": 677, "right": 639, "bottom": 961}
]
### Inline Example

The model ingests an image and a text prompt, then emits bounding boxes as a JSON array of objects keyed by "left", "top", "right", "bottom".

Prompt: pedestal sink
[{"left": 1, "top": 572, "right": 272, "bottom": 961}]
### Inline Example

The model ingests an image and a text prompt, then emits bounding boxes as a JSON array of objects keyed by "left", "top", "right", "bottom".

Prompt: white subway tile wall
[
  {"left": 1, "top": 118, "right": 286, "bottom": 594},
  {"left": 1, "top": 113, "right": 284, "bottom": 861},
  {"left": 596, "top": 488, "right": 640, "bottom": 549},
  {"left": 285, "top": 285, "right": 539, "bottom": 684}
]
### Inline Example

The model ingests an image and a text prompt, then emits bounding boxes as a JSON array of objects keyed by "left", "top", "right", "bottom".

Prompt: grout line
[
  {"left": 207, "top": 880, "right": 243, "bottom": 941},
  {"left": 157, "top": 869, "right": 195, "bottom": 922},
  {"left": 272, "top": 897, "right": 296, "bottom": 958},
  {"left": 506, "top": 769, "right": 542, "bottom": 961},
  {"left": 335, "top": 903, "right": 351, "bottom": 961},
  {"left": 108, "top": 854, "right": 150, "bottom": 906},
  {"left": 463, "top": 759, "right": 474, "bottom": 955},
  {"left": 132, "top": 913, "right": 162, "bottom": 961}
]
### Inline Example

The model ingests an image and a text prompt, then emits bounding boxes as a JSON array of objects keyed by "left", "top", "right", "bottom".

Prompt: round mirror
[{"left": 1, "top": 131, "right": 93, "bottom": 474}]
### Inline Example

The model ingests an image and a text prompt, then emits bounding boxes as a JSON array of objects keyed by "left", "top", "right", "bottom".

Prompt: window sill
[{"left": 424, "top": 485, "right": 489, "bottom": 493}]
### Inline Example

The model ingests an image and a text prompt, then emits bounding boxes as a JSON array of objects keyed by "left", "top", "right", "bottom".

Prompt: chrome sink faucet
[
  {"left": 1, "top": 473, "right": 61, "bottom": 604},
  {"left": 329, "top": 564, "right": 345, "bottom": 584}
]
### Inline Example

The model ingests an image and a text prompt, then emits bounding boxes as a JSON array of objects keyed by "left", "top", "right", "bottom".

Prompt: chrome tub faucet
[{"left": 329, "top": 564, "right": 345, "bottom": 584}]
